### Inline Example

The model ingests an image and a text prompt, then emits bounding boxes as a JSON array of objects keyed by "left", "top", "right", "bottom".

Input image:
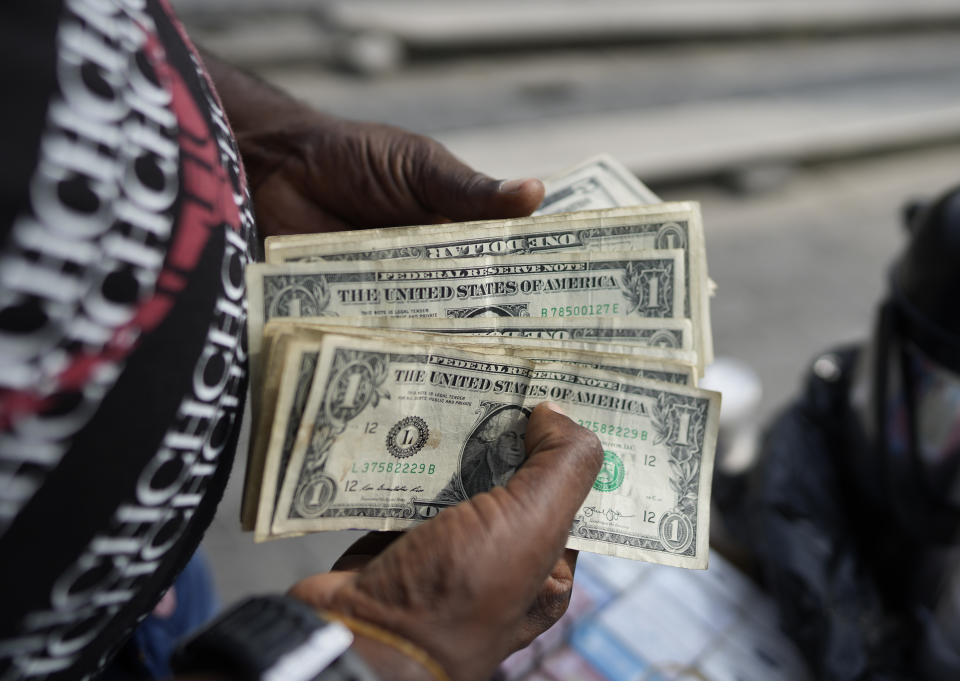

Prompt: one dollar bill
[
  {"left": 278, "top": 316, "right": 697, "bottom": 365},
  {"left": 535, "top": 153, "right": 660, "bottom": 215},
  {"left": 241, "top": 319, "right": 697, "bottom": 532},
  {"left": 246, "top": 249, "right": 688, "bottom": 392},
  {"left": 267, "top": 320, "right": 697, "bottom": 385},
  {"left": 262, "top": 203, "right": 712, "bottom": 367},
  {"left": 263, "top": 333, "right": 719, "bottom": 568}
]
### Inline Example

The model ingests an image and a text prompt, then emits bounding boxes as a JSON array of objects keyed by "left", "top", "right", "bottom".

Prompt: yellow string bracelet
[{"left": 317, "top": 610, "right": 453, "bottom": 681}]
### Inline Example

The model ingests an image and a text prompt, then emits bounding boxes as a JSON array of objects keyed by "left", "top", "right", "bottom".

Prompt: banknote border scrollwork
[
  {"left": 655, "top": 222, "right": 687, "bottom": 250},
  {"left": 647, "top": 329, "right": 681, "bottom": 348},
  {"left": 273, "top": 352, "right": 320, "bottom": 511},
  {"left": 265, "top": 273, "right": 332, "bottom": 318},
  {"left": 657, "top": 511, "right": 694, "bottom": 553},
  {"left": 287, "top": 349, "right": 391, "bottom": 520},
  {"left": 292, "top": 472, "right": 337, "bottom": 520},
  {"left": 619, "top": 260, "right": 675, "bottom": 318},
  {"left": 321, "top": 504, "right": 418, "bottom": 520},
  {"left": 308, "top": 245, "right": 427, "bottom": 262},
  {"left": 574, "top": 221, "right": 690, "bottom": 251},
  {"left": 571, "top": 391, "right": 708, "bottom": 557},
  {"left": 446, "top": 303, "right": 531, "bottom": 318},
  {"left": 651, "top": 392, "right": 709, "bottom": 555},
  {"left": 576, "top": 221, "right": 693, "bottom": 319}
]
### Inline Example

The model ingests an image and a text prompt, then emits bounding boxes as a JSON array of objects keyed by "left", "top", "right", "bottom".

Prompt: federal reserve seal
[
  {"left": 386, "top": 416, "right": 429, "bottom": 458},
  {"left": 593, "top": 450, "right": 625, "bottom": 492}
]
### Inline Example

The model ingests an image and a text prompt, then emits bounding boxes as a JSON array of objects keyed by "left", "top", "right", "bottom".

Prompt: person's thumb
[
  {"left": 499, "top": 403, "right": 603, "bottom": 552},
  {"left": 414, "top": 141, "right": 545, "bottom": 221}
]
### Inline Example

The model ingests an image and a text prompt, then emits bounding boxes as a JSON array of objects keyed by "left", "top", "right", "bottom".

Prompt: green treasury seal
[{"left": 593, "top": 450, "right": 625, "bottom": 492}]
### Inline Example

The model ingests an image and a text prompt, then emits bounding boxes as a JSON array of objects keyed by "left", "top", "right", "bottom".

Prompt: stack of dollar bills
[{"left": 241, "top": 155, "right": 721, "bottom": 570}]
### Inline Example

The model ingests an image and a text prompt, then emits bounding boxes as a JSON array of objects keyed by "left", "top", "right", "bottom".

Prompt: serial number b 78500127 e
[{"left": 541, "top": 303, "right": 619, "bottom": 317}]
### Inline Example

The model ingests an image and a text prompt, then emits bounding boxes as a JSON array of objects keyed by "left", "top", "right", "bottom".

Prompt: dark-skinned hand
[
  {"left": 237, "top": 116, "right": 544, "bottom": 237},
  {"left": 201, "top": 50, "right": 543, "bottom": 237},
  {"left": 287, "top": 403, "right": 603, "bottom": 681}
]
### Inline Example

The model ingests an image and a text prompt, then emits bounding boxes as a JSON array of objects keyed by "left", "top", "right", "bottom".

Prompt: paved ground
[{"left": 202, "top": 142, "right": 960, "bottom": 604}]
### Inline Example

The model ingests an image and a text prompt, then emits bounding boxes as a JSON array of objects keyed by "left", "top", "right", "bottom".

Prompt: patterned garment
[{"left": 0, "top": 1, "right": 257, "bottom": 679}]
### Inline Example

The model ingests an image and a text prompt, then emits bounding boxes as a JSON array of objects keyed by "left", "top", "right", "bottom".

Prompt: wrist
[
  {"left": 319, "top": 610, "right": 452, "bottom": 681},
  {"left": 289, "top": 576, "right": 459, "bottom": 681},
  {"left": 170, "top": 595, "right": 380, "bottom": 681},
  {"left": 348, "top": 631, "right": 435, "bottom": 681}
]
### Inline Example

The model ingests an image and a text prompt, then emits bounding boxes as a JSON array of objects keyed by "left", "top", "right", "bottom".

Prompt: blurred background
[{"left": 176, "top": 0, "right": 960, "bottom": 621}]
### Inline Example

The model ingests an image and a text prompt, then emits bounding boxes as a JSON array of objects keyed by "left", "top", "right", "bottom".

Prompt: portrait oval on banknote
[{"left": 456, "top": 405, "right": 531, "bottom": 499}]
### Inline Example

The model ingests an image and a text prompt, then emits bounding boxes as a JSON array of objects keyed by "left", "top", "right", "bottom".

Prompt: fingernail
[
  {"left": 542, "top": 401, "right": 566, "bottom": 415},
  {"left": 499, "top": 178, "right": 532, "bottom": 193}
]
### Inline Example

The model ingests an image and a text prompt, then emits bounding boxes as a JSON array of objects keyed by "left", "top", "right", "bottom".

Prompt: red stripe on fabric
[
  {"left": 1, "top": 23, "right": 237, "bottom": 431},
  {"left": 0, "top": 393, "right": 53, "bottom": 430},
  {"left": 167, "top": 201, "right": 213, "bottom": 271},
  {"left": 157, "top": 270, "right": 186, "bottom": 293},
  {"left": 129, "top": 294, "right": 175, "bottom": 329}
]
